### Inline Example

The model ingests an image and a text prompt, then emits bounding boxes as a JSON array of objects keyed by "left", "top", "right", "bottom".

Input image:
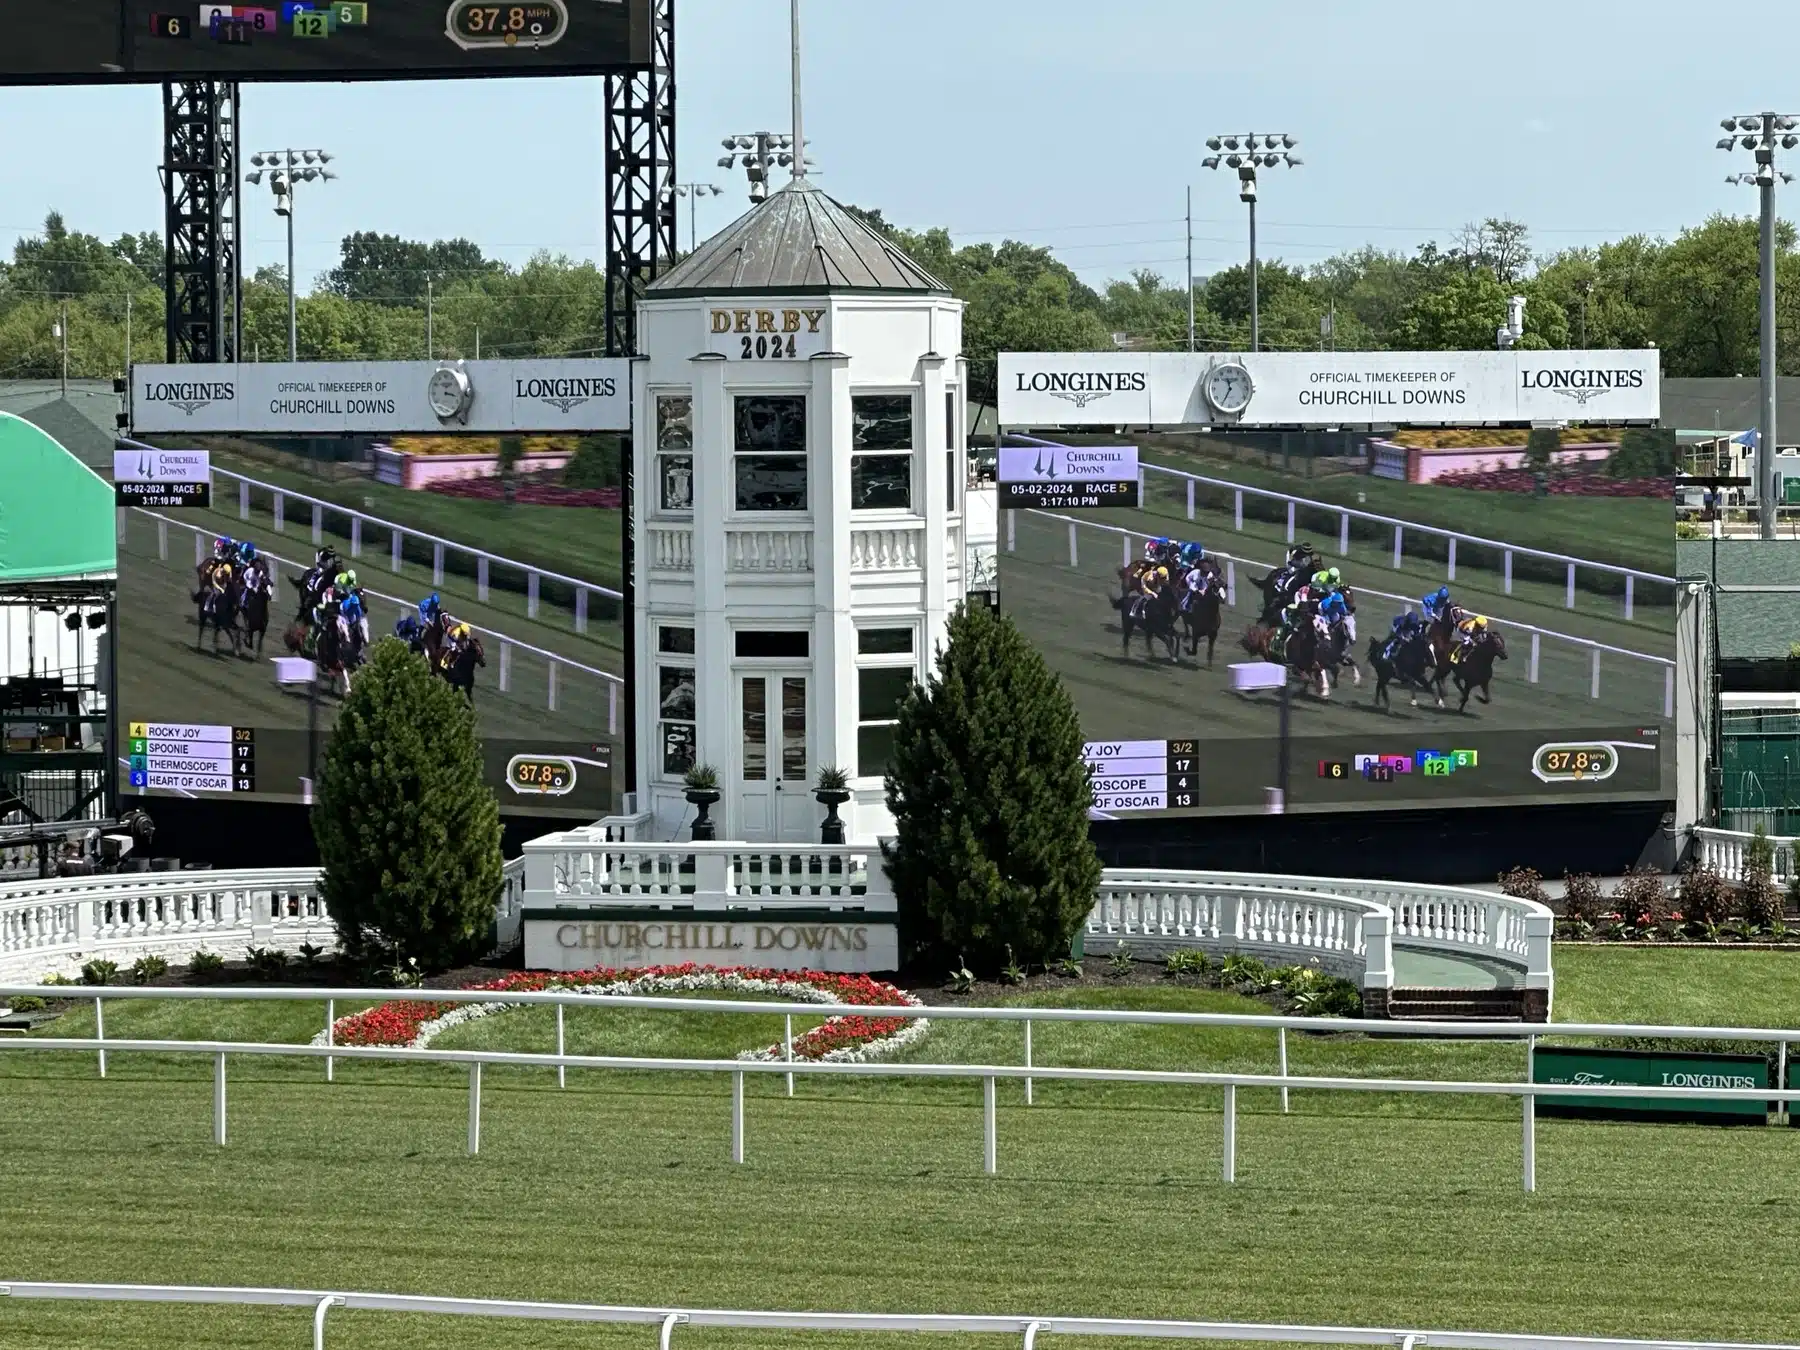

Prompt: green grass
[
  {"left": 1550, "top": 944, "right": 1800, "bottom": 1028},
  {"left": 6, "top": 957, "right": 1800, "bottom": 1350}
]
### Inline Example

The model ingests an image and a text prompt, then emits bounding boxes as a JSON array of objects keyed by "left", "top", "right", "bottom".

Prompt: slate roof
[{"left": 648, "top": 180, "right": 949, "bottom": 298}]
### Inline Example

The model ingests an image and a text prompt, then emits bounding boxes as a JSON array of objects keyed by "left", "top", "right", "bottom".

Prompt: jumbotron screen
[
  {"left": 995, "top": 427, "right": 1675, "bottom": 816},
  {"left": 115, "top": 435, "right": 623, "bottom": 820},
  {"left": 0, "top": 0, "right": 650, "bottom": 83}
]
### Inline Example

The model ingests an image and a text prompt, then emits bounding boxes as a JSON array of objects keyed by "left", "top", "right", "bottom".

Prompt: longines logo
[
  {"left": 1013, "top": 370, "right": 1147, "bottom": 408},
  {"left": 514, "top": 375, "right": 618, "bottom": 414},
  {"left": 140, "top": 379, "right": 234, "bottom": 415},
  {"left": 1520, "top": 366, "right": 1646, "bottom": 407}
]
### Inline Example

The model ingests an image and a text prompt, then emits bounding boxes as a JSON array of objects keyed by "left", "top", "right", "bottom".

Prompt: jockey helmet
[
  {"left": 239, "top": 542, "right": 257, "bottom": 563},
  {"left": 1311, "top": 569, "right": 1331, "bottom": 588},
  {"left": 1470, "top": 614, "right": 1488, "bottom": 630},
  {"left": 341, "top": 594, "right": 364, "bottom": 620},
  {"left": 1179, "top": 541, "right": 1205, "bottom": 564},
  {"left": 1434, "top": 586, "right": 1450, "bottom": 604},
  {"left": 420, "top": 593, "right": 441, "bottom": 621},
  {"left": 315, "top": 547, "right": 336, "bottom": 567},
  {"left": 1143, "top": 537, "right": 1167, "bottom": 560},
  {"left": 213, "top": 536, "right": 234, "bottom": 559},
  {"left": 1320, "top": 592, "right": 1347, "bottom": 619},
  {"left": 453, "top": 623, "right": 471, "bottom": 639},
  {"left": 1325, "top": 567, "right": 1341, "bottom": 585}
]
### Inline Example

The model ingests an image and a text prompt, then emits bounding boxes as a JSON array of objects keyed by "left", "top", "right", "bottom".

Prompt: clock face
[
  {"left": 1204, "top": 362, "right": 1254, "bottom": 415},
  {"left": 428, "top": 369, "right": 468, "bottom": 419}
]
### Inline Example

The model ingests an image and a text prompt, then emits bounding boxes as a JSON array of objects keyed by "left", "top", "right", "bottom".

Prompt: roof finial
[{"left": 789, "top": 0, "right": 805, "bottom": 183}]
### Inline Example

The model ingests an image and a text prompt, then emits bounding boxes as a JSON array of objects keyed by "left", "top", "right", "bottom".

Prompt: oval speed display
[
  {"left": 506, "top": 754, "right": 577, "bottom": 795},
  {"left": 446, "top": 0, "right": 568, "bottom": 49},
  {"left": 1531, "top": 742, "right": 1618, "bottom": 783}
]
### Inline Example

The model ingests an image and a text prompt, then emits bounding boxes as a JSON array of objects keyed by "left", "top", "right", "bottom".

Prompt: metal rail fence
[
  {"left": 135, "top": 509, "right": 622, "bottom": 723},
  {"left": 4, "top": 1282, "right": 1795, "bottom": 1350},
  {"left": 1008, "top": 508, "right": 1675, "bottom": 718},
  {"left": 2, "top": 984, "right": 1792, "bottom": 1193}
]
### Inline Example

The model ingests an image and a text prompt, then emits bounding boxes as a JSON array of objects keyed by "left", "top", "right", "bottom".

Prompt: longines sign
[
  {"left": 523, "top": 916, "right": 901, "bottom": 975},
  {"left": 997, "top": 350, "right": 1660, "bottom": 427},
  {"left": 129, "top": 358, "right": 632, "bottom": 434}
]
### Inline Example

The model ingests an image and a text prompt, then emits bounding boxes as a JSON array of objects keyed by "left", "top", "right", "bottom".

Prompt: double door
[{"left": 737, "top": 671, "right": 813, "bottom": 841}]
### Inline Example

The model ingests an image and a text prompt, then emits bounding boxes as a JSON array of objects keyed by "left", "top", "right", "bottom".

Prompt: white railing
[
  {"left": 1012, "top": 509, "right": 1674, "bottom": 718},
  {"left": 0, "top": 992, "right": 1794, "bottom": 1190},
  {"left": 850, "top": 526, "right": 924, "bottom": 571},
  {"left": 520, "top": 835, "right": 895, "bottom": 911},
  {"left": 0, "top": 857, "right": 527, "bottom": 980},
  {"left": 1693, "top": 826, "right": 1800, "bottom": 884},
  {"left": 4, "top": 1283, "right": 1793, "bottom": 1350},
  {"left": 1085, "top": 880, "right": 1378, "bottom": 984},
  {"left": 138, "top": 509, "right": 624, "bottom": 724},
  {"left": 727, "top": 527, "right": 813, "bottom": 572}
]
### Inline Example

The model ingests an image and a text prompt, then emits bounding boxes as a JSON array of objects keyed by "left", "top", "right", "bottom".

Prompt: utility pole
[
  {"left": 1201, "top": 134, "right": 1300, "bottom": 354},
  {"left": 1185, "top": 185, "right": 1195, "bottom": 352},
  {"left": 1248, "top": 190, "right": 1258, "bottom": 352},
  {"left": 124, "top": 292, "right": 132, "bottom": 377},
  {"left": 790, "top": 0, "right": 804, "bottom": 184},
  {"left": 1720, "top": 112, "right": 1798, "bottom": 538},
  {"left": 426, "top": 276, "right": 434, "bottom": 359},
  {"left": 57, "top": 300, "right": 68, "bottom": 399}
]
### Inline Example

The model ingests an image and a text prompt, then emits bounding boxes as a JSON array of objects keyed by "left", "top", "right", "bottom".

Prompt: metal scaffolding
[{"left": 161, "top": 81, "right": 241, "bottom": 364}]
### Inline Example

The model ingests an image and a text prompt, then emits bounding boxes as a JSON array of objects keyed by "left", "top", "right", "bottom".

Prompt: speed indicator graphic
[
  {"left": 446, "top": 0, "right": 567, "bottom": 49},
  {"left": 1531, "top": 742, "right": 1619, "bottom": 784},
  {"left": 506, "top": 754, "right": 577, "bottom": 796}
]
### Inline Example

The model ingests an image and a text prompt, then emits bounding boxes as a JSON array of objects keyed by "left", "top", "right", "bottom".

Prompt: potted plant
[
  {"left": 683, "top": 763, "right": 721, "bottom": 840},
  {"left": 815, "top": 764, "right": 851, "bottom": 845}
]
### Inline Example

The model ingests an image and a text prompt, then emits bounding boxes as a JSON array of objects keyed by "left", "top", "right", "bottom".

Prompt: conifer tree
[
  {"left": 314, "top": 638, "right": 502, "bottom": 970},
  {"left": 882, "top": 601, "right": 1100, "bottom": 970}
]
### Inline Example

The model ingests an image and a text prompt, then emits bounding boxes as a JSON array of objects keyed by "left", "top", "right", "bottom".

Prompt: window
[
  {"left": 734, "top": 394, "right": 807, "bottom": 511},
  {"left": 851, "top": 394, "right": 914, "bottom": 511},
  {"left": 856, "top": 666, "right": 914, "bottom": 779},
  {"left": 656, "top": 394, "right": 693, "bottom": 512},
  {"left": 658, "top": 663, "right": 696, "bottom": 777},
  {"left": 945, "top": 389, "right": 958, "bottom": 513},
  {"left": 858, "top": 627, "right": 913, "bottom": 655},
  {"left": 658, "top": 625, "right": 695, "bottom": 656},
  {"left": 735, "top": 630, "right": 809, "bottom": 659}
]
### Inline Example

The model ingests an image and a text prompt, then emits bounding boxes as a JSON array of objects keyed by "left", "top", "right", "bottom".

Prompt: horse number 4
[{"left": 741, "top": 334, "right": 799, "bottom": 359}]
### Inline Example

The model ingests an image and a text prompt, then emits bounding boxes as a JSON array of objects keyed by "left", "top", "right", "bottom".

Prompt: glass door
[{"left": 737, "top": 673, "right": 810, "bottom": 841}]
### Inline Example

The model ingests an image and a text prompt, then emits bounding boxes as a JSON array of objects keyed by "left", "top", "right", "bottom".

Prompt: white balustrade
[
  {"left": 521, "top": 836, "right": 894, "bottom": 912},
  {"left": 726, "top": 529, "right": 813, "bottom": 572},
  {"left": 649, "top": 528, "right": 694, "bottom": 572},
  {"left": 850, "top": 527, "right": 923, "bottom": 571},
  {"left": 1694, "top": 826, "right": 1799, "bottom": 884}
]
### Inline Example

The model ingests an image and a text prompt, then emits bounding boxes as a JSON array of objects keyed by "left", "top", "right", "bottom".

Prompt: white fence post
[
  {"left": 731, "top": 1070, "right": 745, "bottom": 1163},
  {"left": 1590, "top": 648, "right": 1600, "bottom": 699},
  {"left": 478, "top": 557, "right": 489, "bottom": 602},
  {"left": 784, "top": 1014, "right": 795, "bottom": 1097},
  {"left": 609, "top": 680, "right": 618, "bottom": 735},
  {"left": 1529, "top": 632, "right": 1540, "bottom": 684},
  {"left": 274, "top": 492, "right": 285, "bottom": 532},
  {"left": 158, "top": 518, "right": 168, "bottom": 560},
  {"left": 1068, "top": 522, "right": 1078, "bottom": 568},
  {"left": 238, "top": 480, "right": 249, "bottom": 520},
  {"left": 391, "top": 530, "right": 402, "bottom": 573},
  {"left": 983, "top": 1075, "right": 998, "bottom": 1174},
  {"left": 556, "top": 1003, "right": 566, "bottom": 1089},
  {"left": 1779, "top": 1039, "right": 1789, "bottom": 1124},
  {"left": 1006, "top": 509, "right": 1016, "bottom": 552},
  {"left": 1624, "top": 574, "right": 1634, "bottom": 621},
  {"left": 1522, "top": 1087, "right": 1536, "bottom": 1193},
  {"left": 1338, "top": 511, "right": 1349, "bottom": 557},
  {"left": 94, "top": 997, "right": 106, "bottom": 1078},
  {"left": 1665, "top": 666, "right": 1674, "bottom": 719},
  {"left": 350, "top": 518, "right": 361, "bottom": 558},
  {"left": 1285, "top": 501, "right": 1295, "bottom": 544},
  {"left": 194, "top": 531, "right": 205, "bottom": 567},
  {"left": 1447, "top": 536, "right": 1457, "bottom": 581},
  {"left": 213, "top": 1052, "right": 227, "bottom": 1147},
  {"left": 1565, "top": 562, "right": 1575, "bottom": 609},
  {"left": 325, "top": 999, "right": 334, "bottom": 1083},
  {"left": 433, "top": 542, "right": 444, "bottom": 588},
  {"left": 1278, "top": 1028, "right": 1289, "bottom": 1114},
  {"left": 1222, "top": 1083, "right": 1237, "bottom": 1182},
  {"left": 1186, "top": 478, "right": 1195, "bottom": 520},
  {"left": 468, "top": 1063, "right": 482, "bottom": 1155},
  {"left": 1024, "top": 1019, "right": 1034, "bottom": 1107},
  {"left": 576, "top": 588, "right": 588, "bottom": 634},
  {"left": 311, "top": 503, "right": 323, "bottom": 546},
  {"left": 499, "top": 641, "right": 512, "bottom": 693},
  {"left": 1504, "top": 549, "right": 1513, "bottom": 595},
  {"left": 1234, "top": 488, "right": 1243, "bottom": 531},
  {"left": 1226, "top": 559, "right": 1236, "bottom": 608},
  {"left": 1392, "top": 525, "right": 1402, "bottom": 570},
  {"left": 548, "top": 661, "right": 559, "bottom": 712},
  {"left": 1122, "top": 535, "right": 1131, "bottom": 570}
]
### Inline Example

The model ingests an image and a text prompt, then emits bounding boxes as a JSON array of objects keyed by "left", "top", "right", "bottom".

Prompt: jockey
[
  {"left": 212, "top": 536, "right": 237, "bottom": 563},
  {"left": 1132, "top": 562, "right": 1170, "bottom": 619},
  {"left": 1390, "top": 610, "right": 1424, "bottom": 640},
  {"left": 419, "top": 593, "right": 443, "bottom": 626},
  {"left": 1311, "top": 566, "right": 1342, "bottom": 596},
  {"left": 1177, "top": 540, "right": 1207, "bottom": 570},
  {"left": 340, "top": 592, "right": 370, "bottom": 647},
  {"left": 1451, "top": 612, "right": 1489, "bottom": 663},
  {"left": 1318, "top": 591, "right": 1349, "bottom": 628},
  {"left": 1421, "top": 586, "right": 1453, "bottom": 626},
  {"left": 1143, "top": 536, "right": 1170, "bottom": 565},
  {"left": 440, "top": 622, "right": 473, "bottom": 671}
]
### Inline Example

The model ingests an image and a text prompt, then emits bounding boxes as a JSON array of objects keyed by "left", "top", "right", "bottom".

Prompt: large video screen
[
  {"left": 116, "top": 433, "right": 623, "bottom": 819},
  {"left": 997, "top": 426, "right": 1675, "bottom": 816},
  {"left": 0, "top": 0, "right": 650, "bottom": 84}
]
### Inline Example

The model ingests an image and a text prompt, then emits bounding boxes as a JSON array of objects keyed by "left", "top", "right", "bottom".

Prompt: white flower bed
[{"left": 310, "top": 969, "right": 930, "bottom": 1063}]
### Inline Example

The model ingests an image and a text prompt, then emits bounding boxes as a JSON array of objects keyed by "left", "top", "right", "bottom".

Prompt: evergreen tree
[
  {"left": 313, "top": 638, "right": 503, "bottom": 970},
  {"left": 882, "top": 602, "right": 1101, "bottom": 971}
]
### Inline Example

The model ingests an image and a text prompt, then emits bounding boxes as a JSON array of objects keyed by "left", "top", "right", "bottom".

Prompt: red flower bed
[
  {"left": 1433, "top": 468, "right": 1667, "bottom": 497},
  {"left": 425, "top": 479, "right": 622, "bottom": 508}
]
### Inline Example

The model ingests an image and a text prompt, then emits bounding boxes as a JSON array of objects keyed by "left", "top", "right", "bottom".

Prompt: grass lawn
[
  {"left": 5, "top": 955, "right": 1799, "bottom": 1350},
  {"left": 1549, "top": 944, "right": 1800, "bottom": 1028}
]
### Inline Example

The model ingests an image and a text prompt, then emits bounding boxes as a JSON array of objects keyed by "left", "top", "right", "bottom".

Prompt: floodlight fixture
[{"left": 1199, "top": 132, "right": 1301, "bottom": 354}]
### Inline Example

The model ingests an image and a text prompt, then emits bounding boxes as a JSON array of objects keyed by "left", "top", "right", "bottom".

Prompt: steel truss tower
[
  {"left": 604, "top": 0, "right": 677, "bottom": 360},
  {"left": 161, "top": 81, "right": 241, "bottom": 364}
]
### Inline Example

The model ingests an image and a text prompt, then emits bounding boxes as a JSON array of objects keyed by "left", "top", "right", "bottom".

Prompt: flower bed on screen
[{"left": 313, "top": 964, "right": 928, "bottom": 1063}]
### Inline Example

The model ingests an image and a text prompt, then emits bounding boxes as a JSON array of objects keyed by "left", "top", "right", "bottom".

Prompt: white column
[
  {"left": 690, "top": 351, "right": 733, "bottom": 833},
  {"left": 920, "top": 351, "right": 951, "bottom": 662},
  {"left": 812, "top": 349, "right": 855, "bottom": 793}
]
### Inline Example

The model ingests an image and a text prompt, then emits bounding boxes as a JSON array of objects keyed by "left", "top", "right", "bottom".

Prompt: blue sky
[{"left": 1, "top": 0, "right": 1797, "bottom": 289}]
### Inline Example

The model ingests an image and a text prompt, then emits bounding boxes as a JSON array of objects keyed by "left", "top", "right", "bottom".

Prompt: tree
[
  {"left": 882, "top": 602, "right": 1101, "bottom": 971},
  {"left": 1647, "top": 214, "right": 1797, "bottom": 376},
  {"left": 1451, "top": 217, "right": 1533, "bottom": 284},
  {"left": 1524, "top": 426, "right": 1560, "bottom": 473},
  {"left": 1393, "top": 266, "right": 1567, "bottom": 350},
  {"left": 326, "top": 231, "right": 499, "bottom": 306},
  {"left": 314, "top": 638, "right": 502, "bottom": 970}
]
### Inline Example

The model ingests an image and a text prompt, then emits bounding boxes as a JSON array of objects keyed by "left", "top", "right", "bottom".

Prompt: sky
[{"left": 1, "top": 0, "right": 1798, "bottom": 290}]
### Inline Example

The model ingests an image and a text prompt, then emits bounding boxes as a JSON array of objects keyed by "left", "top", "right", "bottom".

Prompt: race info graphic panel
[
  {"left": 1084, "top": 740, "right": 1198, "bottom": 812},
  {"left": 999, "top": 445, "right": 1140, "bottom": 509},
  {"left": 0, "top": 1, "right": 652, "bottom": 83},
  {"left": 996, "top": 349, "right": 1661, "bottom": 428},
  {"left": 113, "top": 447, "right": 212, "bottom": 507},
  {"left": 127, "top": 722, "right": 256, "bottom": 793},
  {"left": 129, "top": 358, "right": 630, "bottom": 434}
]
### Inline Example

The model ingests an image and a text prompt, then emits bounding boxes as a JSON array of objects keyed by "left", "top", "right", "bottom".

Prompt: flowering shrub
[{"left": 316, "top": 964, "right": 928, "bottom": 1063}]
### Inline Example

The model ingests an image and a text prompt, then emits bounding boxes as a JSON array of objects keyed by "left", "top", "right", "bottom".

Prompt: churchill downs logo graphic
[
  {"left": 514, "top": 374, "right": 619, "bottom": 414},
  {"left": 1520, "top": 365, "right": 1646, "bottom": 407},
  {"left": 1013, "top": 369, "right": 1147, "bottom": 409},
  {"left": 139, "top": 379, "right": 234, "bottom": 416}
]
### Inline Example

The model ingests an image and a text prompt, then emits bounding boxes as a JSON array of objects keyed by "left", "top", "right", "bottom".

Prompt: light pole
[
  {"left": 246, "top": 149, "right": 337, "bottom": 361},
  {"left": 719, "top": 133, "right": 813, "bottom": 204},
  {"left": 1202, "top": 134, "right": 1301, "bottom": 352},
  {"left": 1719, "top": 113, "right": 1798, "bottom": 538},
  {"left": 667, "top": 183, "right": 723, "bottom": 252}
]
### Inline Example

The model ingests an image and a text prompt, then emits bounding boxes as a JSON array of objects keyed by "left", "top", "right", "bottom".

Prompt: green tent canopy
[{"left": 0, "top": 410, "right": 115, "bottom": 582}]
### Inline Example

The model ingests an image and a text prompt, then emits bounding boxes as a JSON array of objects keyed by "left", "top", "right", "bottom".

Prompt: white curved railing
[
  {"left": 1694, "top": 826, "right": 1799, "bottom": 884},
  {"left": 0, "top": 858, "right": 527, "bottom": 982}
]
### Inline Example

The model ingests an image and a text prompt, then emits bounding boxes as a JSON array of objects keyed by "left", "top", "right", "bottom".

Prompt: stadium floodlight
[
  {"left": 720, "top": 131, "right": 815, "bottom": 204},
  {"left": 245, "top": 169, "right": 262, "bottom": 185},
  {"left": 1200, "top": 132, "right": 1301, "bottom": 353},
  {"left": 253, "top": 148, "right": 337, "bottom": 363},
  {"left": 668, "top": 182, "right": 724, "bottom": 252},
  {"left": 1718, "top": 112, "right": 1800, "bottom": 537}
]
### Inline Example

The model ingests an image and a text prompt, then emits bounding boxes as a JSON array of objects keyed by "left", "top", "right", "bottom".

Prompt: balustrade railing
[
  {"left": 1694, "top": 825, "right": 1800, "bottom": 883},
  {"left": 520, "top": 836, "right": 893, "bottom": 911}
]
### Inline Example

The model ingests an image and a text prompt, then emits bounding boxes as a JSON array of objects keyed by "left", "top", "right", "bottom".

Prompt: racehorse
[
  {"left": 237, "top": 567, "right": 273, "bottom": 656},
  {"left": 1367, "top": 630, "right": 1440, "bottom": 710},
  {"left": 315, "top": 610, "right": 367, "bottom": 697},
  {"left": 1317, "top": 612, "right": 1361, "bottom": 694},
  {"left": 1178, "top": 571, "right": 1224, "bottom": 664},
  {"left": 193, "top": 568, "right": 241, "bottom": 654},
  {"left": 1445, "top": 628, "right": 1508, "bottom": 713},
  {"left": 1241, "top": 617, "right": 1329, "bottom": 695},
  {"left": 439, "top": 632, "right": 486, "bottom": 704},
  {"left": 1115, "top": 585, "right": 1181, "bottom": 661}
]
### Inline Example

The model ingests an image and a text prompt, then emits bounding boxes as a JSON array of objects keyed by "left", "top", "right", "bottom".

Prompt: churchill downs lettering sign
[
  {"left": 528, "top": 916, "right": 900, "bottom": 974},
  {"left": 708, "top": 306, "right": 831, "bottom": 361}
]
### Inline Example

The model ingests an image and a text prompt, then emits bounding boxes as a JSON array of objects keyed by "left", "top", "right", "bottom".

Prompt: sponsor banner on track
[
  {"left": 128, "top": 358, "right": 631, "bottom": 434},
  {"left": 997, "top": 350, "right": 1661, "bottom": 427}
]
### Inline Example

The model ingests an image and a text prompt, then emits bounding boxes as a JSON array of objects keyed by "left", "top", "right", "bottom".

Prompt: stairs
[{"left": 1386, "top": 987, "right": 1528, "bottom": 1022}]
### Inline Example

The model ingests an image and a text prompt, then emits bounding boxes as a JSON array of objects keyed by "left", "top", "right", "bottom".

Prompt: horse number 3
[{"left": 741, "top": 334, "right": 799, "bottom": 360}]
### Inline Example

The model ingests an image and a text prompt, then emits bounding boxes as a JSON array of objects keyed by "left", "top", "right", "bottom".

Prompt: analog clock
[
  {"left": 427, "top": 366, "right": 472, "bottom": 422},
  {"left": 1203, "top": 361, "right": 1255, "bottom": 416}
]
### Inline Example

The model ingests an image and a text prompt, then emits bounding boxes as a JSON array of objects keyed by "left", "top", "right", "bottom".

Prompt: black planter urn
[
  {"left": 815, "top": 788, "right": 851, "bottom": 845},
  {"left": 685, "top": 788, "right": 721, "bottom": 841}
]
